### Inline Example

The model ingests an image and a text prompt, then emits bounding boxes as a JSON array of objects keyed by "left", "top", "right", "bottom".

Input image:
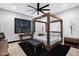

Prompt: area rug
[{"left": 19, "top": 42, "right": 70, "bottom": 56}]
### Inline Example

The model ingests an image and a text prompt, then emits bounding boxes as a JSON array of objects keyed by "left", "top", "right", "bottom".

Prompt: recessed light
[
  {"left": 12, "top": 6, "right": 16, "bottom": 9},
  {"left": 63, "top": 4, "right": 67, "bottom": 7}
]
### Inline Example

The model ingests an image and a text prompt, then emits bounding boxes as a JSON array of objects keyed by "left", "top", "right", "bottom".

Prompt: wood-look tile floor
[
  {"left": 8, "top": 42, "right": 26, "bottom": 56},
  {"left": 8, "top": 42, "right": 79, "bottom": 56}
]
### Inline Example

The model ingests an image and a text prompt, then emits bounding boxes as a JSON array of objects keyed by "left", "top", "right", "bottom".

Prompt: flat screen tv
[{"left": 15, "top": 18, "right": 31, "bottom": 33}]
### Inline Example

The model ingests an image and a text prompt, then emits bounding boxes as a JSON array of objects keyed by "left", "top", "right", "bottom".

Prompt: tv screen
[{"left": 15, "top": 18, "right": 31, "bottom": 33}]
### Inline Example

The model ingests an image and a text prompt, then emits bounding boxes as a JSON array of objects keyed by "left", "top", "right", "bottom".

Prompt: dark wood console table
[
  {"left": 19, "top": 33, "right": 33, "bottom": 42},
  {"left": 64, "top": 37, "right": 79, "bottom": 48}
]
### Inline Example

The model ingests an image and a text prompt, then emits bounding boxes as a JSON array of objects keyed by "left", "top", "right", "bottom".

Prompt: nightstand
[{"left": 64, "top": 37, "right": 79, "bottom": 48}]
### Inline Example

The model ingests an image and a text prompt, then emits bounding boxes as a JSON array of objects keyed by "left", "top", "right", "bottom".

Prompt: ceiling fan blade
[
  {"left": 27, "top": 5, "right": 36, "bottom": 9},
  {"left": 37, "top": 3, "right": 40, "bottom": 15},
  {"left": 37, "top": 3, "right": 39, "bottom": 10},
  {"left": 31, "top": 10, "right": 36, "bottom": 14},
  {"left": 40, "top": 4, "right": 49, "bottom": 9},
  {"left": 37, "top": 11, "right": 39, "bottom": 15},
  {"left": 26, "top": 10, "right": 35, "bottom": 11},
  {"left": 40, "top": 11, "right": 46, "bottom": 15},
  {"left": 42, "top": 9, "right": 50, "bottom": 11}
]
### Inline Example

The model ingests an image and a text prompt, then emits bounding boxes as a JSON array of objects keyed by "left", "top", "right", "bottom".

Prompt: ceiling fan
[{"left": 27, "top": 3, "right": 50, "bottom": 15}]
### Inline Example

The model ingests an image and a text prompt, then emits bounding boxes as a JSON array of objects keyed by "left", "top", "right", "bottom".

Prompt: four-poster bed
[{"left": 32, "top": 12, "right": 63, "bottom": 48}]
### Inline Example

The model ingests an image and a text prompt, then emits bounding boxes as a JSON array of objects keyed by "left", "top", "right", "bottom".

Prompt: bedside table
[{"left": 64, "top": 37, "right": 79, "bottom": 48}]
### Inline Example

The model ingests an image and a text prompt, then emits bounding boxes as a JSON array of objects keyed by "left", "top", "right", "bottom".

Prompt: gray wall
[
  {"left": 0, "top": 8, "right": 33, "bottom": 42},
  {"left": 57, "top": 6, "right": 79, "bottom": 37},
  {"left": 1, "top": 5, "right": 79, "bottom": 42}
]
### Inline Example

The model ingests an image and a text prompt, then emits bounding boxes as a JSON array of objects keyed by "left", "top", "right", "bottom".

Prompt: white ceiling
[
  {"left": 50, "top": 3, "right": 79, "bottom": 14},
  {"left": 0, "top": 3, "right": 79, "bottom": 17}
]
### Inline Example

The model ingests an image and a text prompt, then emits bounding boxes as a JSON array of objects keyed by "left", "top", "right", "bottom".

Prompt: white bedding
[{"left": 34, "top": 34, "right": 61, "bottom": 45}]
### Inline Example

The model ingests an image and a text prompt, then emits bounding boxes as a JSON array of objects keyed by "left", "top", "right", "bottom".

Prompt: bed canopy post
[
  {"left": 32, "top": 12, "right": 63, "bottom": 48},
  {"left": 60, "top": 20, "right": 63, "bottom": 42},
  {"left": 47, "top": 13, "right": 50, "bottom": 46},
  {"left": 45, "top": 23, "right": 47, "bottom": 32}
]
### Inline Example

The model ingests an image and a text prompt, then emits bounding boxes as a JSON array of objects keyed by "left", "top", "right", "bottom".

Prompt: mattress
[{"left": 34, "top": 34, "right": 61, "bottom": 45}]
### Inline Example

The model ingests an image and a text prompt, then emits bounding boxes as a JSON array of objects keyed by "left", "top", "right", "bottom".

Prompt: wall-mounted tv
[{"left": 15, "top": 18, "right": 31, "bottom": 33}]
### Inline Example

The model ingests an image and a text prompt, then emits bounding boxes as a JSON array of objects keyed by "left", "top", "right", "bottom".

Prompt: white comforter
[{"left": 34, "top": 34, "right": 61, "bottom": 45}]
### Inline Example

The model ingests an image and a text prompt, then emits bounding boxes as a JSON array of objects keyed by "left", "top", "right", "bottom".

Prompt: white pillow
[
  {"left": 22, "top": 36, "right": 31, "bottom": 39},
  {"left": 50, "top": 33, "right": 60, "bottom": 37}
]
